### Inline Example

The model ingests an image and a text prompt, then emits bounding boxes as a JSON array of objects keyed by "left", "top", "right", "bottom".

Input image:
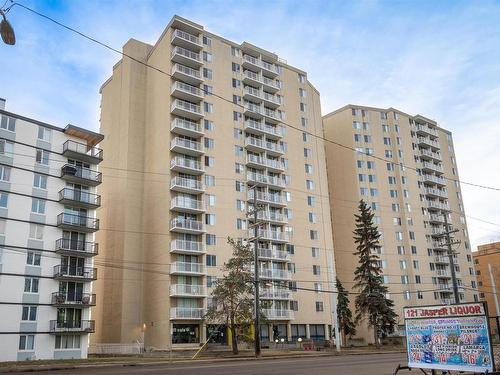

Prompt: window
[
  {"left": 36, "top": 149, "right": 50, "bottom": 165},
  {"left": 203, "top": 84, "right": 213, "bottom": 95},
  {"left": 205, "top": 175, "right": 215, "bottom": 186},
  {"left": 382, "top": 124, "right": 390, "bottom": 132},
  {"left": 306, "top": 180, "right": 314, "bottom": 190},
  {"left": 401, "top": 275, "right": 409, "bottom": 284},
  {"left": 206, "top": 255, "right": 217, "bottom": 266},
  {"left": 206, "top": 234, "right": 216, "bottom": 245},
  {"left": 383, "top": 137, "right": 391, "bottom": 145},
  {"left": 298, "top": 73, "right": 306, "bottom": 83},
  {"left": 202, "top": 35, "right": 212, "bottom": 46},
  {"left": 232, "top": 95, "right": 241, "bottom": 104},
  {"left": 232, "top": 78, "right": 241, "bottom": 88},
  {"left": 204, "top": 138, "right": 215, "bottom": 149},
  {"left": 403, "top": 291, "right": 411, "bottom": 300},
  {"left": 308, "top": 212, "right": 317, "bottom": 223},
  {"left": 205, "top": 214, "right": 216, "bottom": 225},
  {"left": 37, "top": 127, "right": 51, "bottom": 142},
  {"left": 307, "top": 196, "right": 315, "bottom": 206},
  {"left": 290, "top": 301, "right": 299, "bottom": 311},
  {"left": 55, "top": 335, "right": 81, "bottom": 349},
  {"left": 411, "top": 246, "right": 417, "bottom": 255},
  {"left": 26, "top": 251, "right": 41, "bottom": 266},
  {"left": 19, "top": 335, "right": 34, "bottom": 351},
  {"left": 388, "top": 176, "right": 397, "bottom": 184},
  {"left": 204, "top": 102, "right": 214, "bottom": 113},
  {"left": 234, "top": 145, "right": 244, "bottom": 156},
  {"left": 285, "top": 191, "right": 292, "bottom": 202},
  {"left": 305, "top": 164, "right": 313, "bottom": 174},
  {"left": 0, "top": 165, "right": 10, "bottom": 182},
  {"left": 364, "top": 135, "right": 372, "bottom": 143},
  {"left": 21, "top": 306, "right": 37, "bottom": 321},
  {"left": 310, "top": 230, "right": 319, "bottom": 240},
  {"left": 311, "top": 247, "right": 320, "bottom": 257},
  {"left": 397, "top": 246, "right": 405, "bottom": 255},
  {"left": 357, "top": 160, "right": 365, "bottom": 168},
  {"left": 204, "top": 156, "right": 215, "bottom": 167},
  {"left": 236, "top": 218, "right": 247, "bottom": 230},
  {"left": 368, "top": 174, "right": 376, "bottom": 183},
  {"left": 313, "top": 265, "right": 321, "bottom": 275},
  {"left": 302, "top": 132, "right": 310, "bottom": 142},
  {"left": 367, "top": 161, "right": 375, "bottom": 169},
  {"left": 236, "top": 199, "right": 245, "bottom": 211},
  {"left": 415, "top": 275, "right": 421, "bottom": 284},
  {"left": 380, "top": 112, "right": 388, "bottom": 120},
  {"left": 0, "top": 139, "right": 14, "bottom": 155},
  {"left": 206, "top": 194, "right": 216, "bottom": 207},
  {"left": 204, "top": 119, "right": 214, "bottom": 131},
  {"left": 231, "top": 46, "right": 240, "bottom": 56},
  {"left": 24, "top": 278, "right": 39, "bottom": 293},
  {"left": 387, "top": 163, "right": 395, "bottom": 171},
  {"left": 31, "top": 198, "right": 45, "bottom": 214},
  {"left": 315, "top": 301, "right": 324, "bottom": 312},
  {"left": 314, "top": 283, "right": 322, "bottom": 293},
  {"left": 0, "top": 115, "right": 16, "bottom": 131},
  {"left": 29, "top": 224, "right": 44, "bottom": 240},
  {"left": 371, "top": 202, "right": 379, "bottom": 210},
  {"left": 353, "top": 121, "right": 361, "bottom": 129},
  {"left": 207, "top": 276, "right": 217, "bottom": 288},
  {"left": 203, "top": 68, "right": 213, "bottom": 79},
  {"left": 0, "top": 192, "right": 8, "bottom": 208},
  {"left": 299, "top": 88, "right": 307, "bottom": 97},
  {"left": 360, "top": 187, "right": 368, "bottom": 196},
  {"left": 235, "top": 163, "right": 244, "bottom": 174},
  {"left": 235, "top": 181, "right": 245, "bottom": 192},
  {"left": 358, "top": 174, "right": 366, "bottom": 182},
  {"left": 202, "top": 51, "right": 213, "bottom": 62},
  {"left": 286, "top": 244, "right": 295, "bottom": 254},
  {"left": 303, "top": 148, "right": 311, "bottom": 158},
  {"left": 399, "top": 260, "right": 407, "bottom": 270},
  {"left": 284, "top": 208, "right": 293, "bottom": 219},
  {"left": 370, "top": 188, "right": 378, "bottom": 197},
  {"left": 395, "top": 232, "right": 403, "bottom": 240},
  {"left": 385, "top": 150, "right": 393, "bottom": 158},
  {"left": 390, "top": 190, "right": 398, "bottom": 198},
  {"left": 33, "top": 174, "right": 47, "bottom": 189},
  {"left": 300, "top": 102, "right": 307, "bottom": 112},
  {"left": 301, "top": 117, "right": 308, "bottom": 128}
]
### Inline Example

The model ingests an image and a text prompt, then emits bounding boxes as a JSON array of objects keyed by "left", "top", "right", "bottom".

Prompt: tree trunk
[
  {"left": 373, "top": 325, "right": 380, "bottom": 348},
  {"left": 230, "top": 314, "right": 238, "bottom": 355}
]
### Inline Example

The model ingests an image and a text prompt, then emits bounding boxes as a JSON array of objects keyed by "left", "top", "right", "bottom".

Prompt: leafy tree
[
  {"left": 204, "top": 237, "right": 254, "bottom": 354},
  {"left": 352, "top": 200, "right": 397, "bottom": 347},
  {"left": 336, "top": 278, "right": 356, "bottom": 345}
]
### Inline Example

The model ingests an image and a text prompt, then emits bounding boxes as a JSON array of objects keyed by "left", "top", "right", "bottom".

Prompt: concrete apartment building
[
  {"left": 0, "top": 99, "right": 103, "bottom": 360},
  {"left": 473, "top": 241, "right": 500, "bottom": 339},
  {"left": 323, "top": 105, "right": 478, "bottom": 342},
  {"left": 92, "top": 15, "right": 336, "bottom": 350}
]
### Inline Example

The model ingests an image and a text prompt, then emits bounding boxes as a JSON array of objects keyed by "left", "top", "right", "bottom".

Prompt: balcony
[
  {"left": 263, "top": 108, "right": 282, "bottom": 124},
  {"left": 244, "top": 137, "right": 284, "bottom": 155},
  {"left": 171, "top": 46, "right": 202, "bottom": 68},
  {"left": 437, "top": 284, "right": 452, "bottom": 291},
  {"left": 258, "top": 229, "right": 290, "bottom": 243},
  {"left": 58, "top": 188, "right": 101, "bottom": 209},
  {"left": 243, "top": 86, "right": 263, "bottom": 102},
  {"left": 55, "top": 238, "right": 98, "bottom": 257},
  {"left": 244, "top": 120, "right": 283, "bottom": 139},
  {"left": 49, "top": 320, "right": 95, "bottom": 334},
  {"left": 170, "top": 307, "right": 205, "bottom": 320},
  {"left": 170, "top": 196, "right": 204, "bottom": 214},
  {"left": 424, "top": 187, "right": 447, "bottom": 198},
  {"left": 170, "top": 262, "right": 205, "bottom": 275},
  {"left": 434, "top": 256, "right": 450, "bottom": 264},
  {"left": 420, "top": 149, "right": 442, "bottom": 162},
  {"left": 421, "top": 161, "right": 443, "bottom": 174},
  {"left": 242, "top": 55, "right": 280, "bottom": 78},
  {"left": 265, "top": 158, "right": 285, "bottom": 172},
  {"left": 169, "top": 219, "right": 205, "bottom": 234},
  {"left": 426, "top": 200, "right": 450, "bottom": 211},
  {"left": 428, "top": 214, "right": 445, "bottom": 224},
  {"left": 262, "top": 76, "right": 280, "bottom": 93},
  {"left": 62, "top": 140, "right": 103, "bottom": 165},
  {"left": 246, "top": 172, "right": 285, "bottom": 189},
  {"left": 257, "top": 247, "right": 290, "bottom": 261},
  {"left": 417, "top": 136, "right": 440, "bottom": 149},
  {"left": 248, "top": 191, "right": 286, "bottom": 207},
  {"left": 171, "top": 63, "right": 203, "bottom": 85},
  {"left": 243, "top": 70, "right": 262, "bottom": 86},
  {"left": 262, "top": 309, "right": 294, "bottom": 320},
  {"left": 170, "top": 118, "right": 203, "bottom": 138},
  {"left": 56, "top": 213, "right": 99, "bottom": 233},
  {"left": 261, "top": 60, "right": 280, "bottom": 78},
  {"left": 422, "top": 174, "right": 446, "bottom": 186},
  {"left": 170, "top": 137, "right": 204, "bottom": 157},
  {"left": 171, "top": 81, "right": 204, "bottom": 102},
  {"left": 170, "top": 239, "right": 205, "bottom": 255},
  {"left": 171, "top": 99, "right": 203, "bottom": 121},
  {"left": 436, "top": 269, "right": 451, "bottom": 278},
  {"left": 171, "top": 29, "right": 202, "bottom": 51},
  {"left": 170, "top": 156, "right": 204, "bottom": 174},
  {"left": 244, "top": 102, "right": 263, "bottom": 119},
  {"left": 415, "top": 124, "right": 439, "bottom": 137},
  {"left": 170, "top": 284, "right": 206, "bottom": 297},
  {"left": 246, "top": 154, "right": 266, "bottom": 169},
  {"left": 51, "top": 292, "right": 96, "bottom": 307},
  {"left": 256, "top": 211, "right": 288, "bottom": 224},
  {"left": 170, "top": 176, "right": 204, "bottom": 194},
  {"left": 60, "top": 164, "right": 102, "bottom": 187},
  {"left": 441, "top": 298, "right": 455, "bottom": 304},
  {"left": 259, "top": 268, "right": 292, "bottom": 280},
  {"left": 262, "top": 92, "right": 281, "bottom": 108},
  {"left": 53, "top": 265, "right": 97, "bottom": 281},
  {"left": 260, "top": 288, "right": 292, "bottom": 300}
]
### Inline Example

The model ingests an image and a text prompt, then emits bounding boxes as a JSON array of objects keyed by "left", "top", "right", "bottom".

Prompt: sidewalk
[{"left": 0, "top": 347, "right": 406, "bottom": 373}]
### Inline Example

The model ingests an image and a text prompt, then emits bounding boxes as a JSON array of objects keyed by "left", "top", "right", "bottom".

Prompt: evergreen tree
[
  {"left": 336, "top": 278, "right": 356, "bottom": 345},
  {"left": 352, "top": 200, "right": 397, "bottom": 347},
  {"left": 204, "top": 237, "right": 254, "bottom": 354}
]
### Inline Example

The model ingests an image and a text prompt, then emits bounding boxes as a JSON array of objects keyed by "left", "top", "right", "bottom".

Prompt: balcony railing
[
  {"left": 171, "top": 81, "right": 204, "bottom": 99},
  {"left": 262, "top": 308, "right": 294, "bottom": 320},
  {"left": 421, "top": 161, "right": 443, "bottom": 173},
  {"left": 422, "top": 174, "right": 446, "bottom": 185},
  {"left": 49, "top": 320, "right": 95, "bottom": 333},
  {"left": 171, "top": 99, "right": 202, "bottom": 115},
  {"left": 424, "top": 187, "right": 447, "bottom": 198},
  {"left": 259, "top": 268, "right": 292, "bottom": 280},
  {"left": 170, "top": 239, "right": 205, "bottom": 253},
  {"left": 244, "top": 120, "right": 283, "bottom": 138},
  {"left": 415, "top": 124, "right": 439, "bottom": 137},
  {"left": 170, "top": 262, "right": 205, "bottom": 274},
  {"left": 436, "top": 269, "right": 450, "bottom": 277},
  {"left": 248, "top": 190, "right": 283, "bottom": 205},
  {"left": 62, "top": 140, "right": 103, "bottom": 164},
  {"left": 260, "top": 288, "right": 292, "bottom": 299},
  {"left": 426, "top": 200, "right": 450, "bottom": 211},
  {"left": 171, "top": 29, "right": 201, "bottom": 46},
  {"left": 171, "top": 196, "right": 204, "bottom": 211},
  {"left": 170, "top": 176, "right": 204, "bottom": 192},
  {"left": 417, "top": 136, "right": 440, "bottom": 149},
  {"left": 171, "top": 64, "right": 202, "bottom": 84},
  {"left": 256, "top": 211, "right": 288, "bottom": 224},
  {"left": 169, "top": 219, "right": 205, "bottom": 233},
  {"left": 58, "top": 188, "right": 101, "bottom": 207},
  {"left": 170, "top": 284, "right": 206, "bottom": 297},
  {"left": 171, "top": 46, "right": 201, "bottom": 62},
  {"left": 257, "top": 247, "right": 290, "bottom": 260},
  {"left": 170, "top": 118, "right": 202, "bottom": 136},
  {"left": 170, "top": 156, "right": 204, "bottom": 172},
  {"left": 170, "top": 307, "right": 205, "bottom": 319},
  {"left": 420, "top": 149, "right": 442, "bottom": 160},
  {"left": 55, "top": 238, "right": 98, "bottom": 256},
  {"left": 56, "top": 213, "right": 99, "bottom": 232},
  {"left": 170, "top": 137, "right": 203, "bottom": 153},
  {"left": 60, "top": 164, "right": 102, "bottom": 186},
  {"left": 53, "top": 265, "right": 97, "bottom": 280},
  {"left": 51, "top": 292, "right": 96, "bottom": 306}
]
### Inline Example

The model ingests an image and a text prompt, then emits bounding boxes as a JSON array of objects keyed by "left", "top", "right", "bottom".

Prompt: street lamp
[{"left": 0, "top": 9, "right": 15, "bottom": 45}]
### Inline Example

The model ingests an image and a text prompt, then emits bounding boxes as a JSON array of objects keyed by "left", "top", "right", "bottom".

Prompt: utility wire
[{"left": 4, "top": 0, "right": 500, "bottom": 193}]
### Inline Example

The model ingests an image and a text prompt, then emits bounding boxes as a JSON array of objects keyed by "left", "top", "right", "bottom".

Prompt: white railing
[
  {"left": 170, "top": 239, "right": 205, "bottom": 252},
  {"left": 260, "top": 288, "right": 291, "bottom": 299},
  {"left": 420, "top": 149, "right": 441, "bottom": 160},
  {"left": 257, "top": 247, "right": 290, "bottom": 260},
  {"left": 169, "top": 219, "right": 205, "bottom": 232},
  {"left": 170, "top": 307, "right": 205, "bottom": 319},
  {"left": 171, "top": 137, "right": 203, "bottom": 152},
  {"left": 170, "top": 284, "right": 206, "bottom": 296},
  {"left": 172, "top": 81, "right": 204, "bottom": 97},
  {"left": 421, "top": 161, "right": 443, "bottom": 172},
  {"left": 170, "top": 262, "right": 205, "bottom": 274},
  {"left": 257, "top": 211, "right": 287, "bottom": 224},
  {"left": 262, "top": 308, "right": 294, "bottom": 319},
  {"left": 171, "top": 46, "right": 201, "bottom": 62},
  {"left": 416, "top": 124, "right": 438, "bottom": 136},
  {"left": 170, "top": 176, "right": 203, "bottom": 191},
  {"left": 171, "top": 99, "right": 202, "bottom": 114},
  {"left": 259, "top": 268, "right": 292, "bottom": 280},
  {"left": 171, "top": 29, "right": 201, "bottom": 45},
  {"left": 171, "top": 196, "right": 204, "bottom": 211},
  {"left": 171, "top": 118, "right": 202, "bottom": 133},
  {"left": 171, "top": 63, "right": 201, "bottom": 78},
  {"left": 170, "top": 156, "right": 203, "bottom": 171}
]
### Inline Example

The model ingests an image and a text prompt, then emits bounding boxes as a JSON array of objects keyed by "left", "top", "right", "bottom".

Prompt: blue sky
[{"left": 1, "top": 0, "right": 499, "bottom": 247}]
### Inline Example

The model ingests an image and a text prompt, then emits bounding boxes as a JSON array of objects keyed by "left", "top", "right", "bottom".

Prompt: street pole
[
  {"left": 443, "top": 214, "right": 460, "bottom": 304},
  {"left": 327, "top": 251, "right": 341, "bottom": 351},
  {"left": 488, "top": 263, "right": 500, "bottom": 317},
  {"left": 251, "top": 186, "right": 261, "bottom": 357}
]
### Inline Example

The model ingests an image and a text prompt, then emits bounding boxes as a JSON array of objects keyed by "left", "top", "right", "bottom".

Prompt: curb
[{"left": 0, "top": 350, "right": 406, "bottom": 373}]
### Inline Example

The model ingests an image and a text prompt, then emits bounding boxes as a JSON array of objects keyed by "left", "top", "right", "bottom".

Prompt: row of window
[{"left": 18, "top": 334, "right": 81, "bottom": 351}]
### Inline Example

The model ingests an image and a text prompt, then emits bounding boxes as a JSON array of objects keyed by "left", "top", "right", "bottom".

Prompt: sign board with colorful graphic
[{"left": 404, "top": 303, "right": 494, "bottom": 373}]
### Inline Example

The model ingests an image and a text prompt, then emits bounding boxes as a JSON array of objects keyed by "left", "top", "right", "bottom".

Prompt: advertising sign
[{"left": 404, "top": 303, "right": 494, "bottom": 373}]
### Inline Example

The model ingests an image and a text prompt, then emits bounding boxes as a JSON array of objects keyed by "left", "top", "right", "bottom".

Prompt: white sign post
[{"left": 403, "top": 302, "right": 494, "bottom": 373}]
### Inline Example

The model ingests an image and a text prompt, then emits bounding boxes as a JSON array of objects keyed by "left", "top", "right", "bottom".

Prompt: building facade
[
  {"left": 92, "top": 15, "right": 337, "bottom": 350},
  {"left": 0, "top": 99, "right": 103, "bottom": 361},
  {"left": 473, "top": 241, "right": 500, "bottom": 339},
  {"left": 323, "top": 105, "right": 478, "bottom": 343}
]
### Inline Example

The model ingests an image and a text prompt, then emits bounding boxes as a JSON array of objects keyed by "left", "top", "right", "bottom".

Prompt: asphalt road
[{"left": 13, "top": 353, "right": 408, "bottom": 375}]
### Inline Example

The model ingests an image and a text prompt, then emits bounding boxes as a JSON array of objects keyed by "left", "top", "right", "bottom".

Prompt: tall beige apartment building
[
  {"left": 323, "top": 105, "right": 478, "bottom": 343},
  {"left": 92, "top": 15, "right": 336, "bottom": 350}
]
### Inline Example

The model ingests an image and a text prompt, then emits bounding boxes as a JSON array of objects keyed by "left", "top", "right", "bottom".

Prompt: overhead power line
[{"left": 3, "top": 0, "right": 500, "bottom": 194}]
